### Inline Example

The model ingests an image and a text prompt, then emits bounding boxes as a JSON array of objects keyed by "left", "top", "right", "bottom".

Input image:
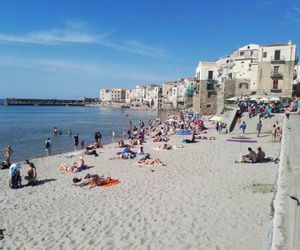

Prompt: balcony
[
  {"left": 270, "top": 71, "right": 283, "bottom": 79},
  {"left": 271, "top": 56, "right": 285, "bottom": 64},
  {"left": 270, "top": 89, "right": 282, "bottom": 93},
  {"left": 207, "top": 79, "right": 218, "bottom": 84}
]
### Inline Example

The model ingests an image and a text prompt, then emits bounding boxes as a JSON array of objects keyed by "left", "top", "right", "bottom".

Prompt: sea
[{"left": 0, "top": 105, "right": 167, "bottom": 162}]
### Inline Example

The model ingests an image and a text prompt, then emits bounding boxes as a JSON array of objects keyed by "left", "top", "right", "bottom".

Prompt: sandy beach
[{"left": 0, "top": 114, "right": 283, "bottom": 250}]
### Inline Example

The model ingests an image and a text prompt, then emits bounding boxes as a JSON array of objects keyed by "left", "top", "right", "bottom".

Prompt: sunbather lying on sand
[
  {"left": 195, "top": 135, "right": 216, "bottom": 140},
  {"left": 110, "top": 152, "right": 136, "bottom": 160},
  {"left": 154, "top": 143, "right": 172, "bottom": 150},
  {"left": 138, "top": 157, "right": 166, "bottom": 166},
  {"left": 73, "top": 173, "right": 111, "bottom": 189},
  {"left": 59, "top": 157, "right": 86, "bottom": 173}
]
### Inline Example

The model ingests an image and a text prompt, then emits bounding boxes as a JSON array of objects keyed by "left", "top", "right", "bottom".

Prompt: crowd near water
[{"left": 0, "top": 106, "right": 167, "bottom": 162}]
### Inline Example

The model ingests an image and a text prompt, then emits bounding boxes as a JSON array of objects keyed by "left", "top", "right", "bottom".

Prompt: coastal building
[
  {"left": 256, "top": 41, "right": 297, "bottom": 97},
  {"left": 193, "top": 62, "right": 218, "bottom": 114},
  {"left": 294, "top": 62, "right": 299, "bottom": 86},
  {"left": 194, "top": 41, "right": 297, "bottom": 114},
  {"left": 232, "top": 44, "right": 259, "bottom": 96},
  {"left": 162, "top": 81, "right": 174, "bottom": 110},
  {"left": 144, "top": 84, "right": 162, "bottom": 110},
  {"left": 100, "top": 88, "right": 126, "bottom": 102}
]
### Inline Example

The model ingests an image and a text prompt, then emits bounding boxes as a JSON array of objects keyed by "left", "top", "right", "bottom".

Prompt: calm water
[{"left": 0, "top": 106, "right": 167, "bottom": 161}]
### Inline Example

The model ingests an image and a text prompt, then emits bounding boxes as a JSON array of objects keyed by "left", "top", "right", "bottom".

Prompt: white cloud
[
  {"left": 0, "top": 56, "right": 174, "bottom": 82},
  {"left": 0, "top": 22, "right": 168, "bottom": 59}
]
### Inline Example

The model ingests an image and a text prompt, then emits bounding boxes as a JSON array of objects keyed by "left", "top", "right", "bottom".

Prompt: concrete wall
[{"left": 271, "top": 115, "right": 300, "bottom": 250}]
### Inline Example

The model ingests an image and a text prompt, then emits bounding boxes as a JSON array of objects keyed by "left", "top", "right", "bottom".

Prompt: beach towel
[
  {"left": 97, "top": 179, "right": 120, "bottom": 187},
  {"left": 176, "top": 130, "right": 191, "bottom": 135}
]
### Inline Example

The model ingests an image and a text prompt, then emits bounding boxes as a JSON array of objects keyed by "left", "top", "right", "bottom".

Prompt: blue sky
[{"left": 0, "top": 0, "right": 299, "bottom": 99}]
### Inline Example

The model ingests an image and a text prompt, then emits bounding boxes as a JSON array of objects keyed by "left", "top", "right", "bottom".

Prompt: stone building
[
  {"left": 256, "top": 41, "right": 297, "bottom": 97},
  {"left": 100, "top": 88, "right": 126, "bottom": 102},
  {"left": 193, "top": 62, "right": 218, "bottom": 114}
]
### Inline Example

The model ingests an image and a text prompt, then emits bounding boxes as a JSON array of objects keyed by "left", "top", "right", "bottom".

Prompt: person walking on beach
[
  {"left": 239, "top": 121, "right": 247, "bottom": 134},
  {"left": 256, "top": 120, "right": 262, "bottom": 137},
  {"left": 73, "top": 134, "right": 79, "bottom": 150},
  {"left": 112, "top": 130, "right": 115, "bottom": 143},
  {"left": 68, "top": 129, "right": 72, "bottom": 137},
  {"left": 45, "top": 138, "right": 52, "bottom": 156}
]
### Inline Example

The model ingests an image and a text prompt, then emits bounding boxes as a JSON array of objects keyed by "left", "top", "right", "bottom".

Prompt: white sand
[{"left": 0, "top": 115, "right": 283, "bottom": 250}]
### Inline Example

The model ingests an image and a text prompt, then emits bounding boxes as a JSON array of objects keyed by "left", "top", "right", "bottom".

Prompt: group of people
[
  {"left": 8, "top": 159, "right": 37, "bottom": 188},
  {"left": 239, "top": 147, "right": 266, "bottom": 163}
]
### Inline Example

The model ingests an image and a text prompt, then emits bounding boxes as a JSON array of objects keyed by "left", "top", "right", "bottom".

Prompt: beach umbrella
[
  {"left": 260, "top": 97, "right": 270, "bottom": 102},
  {"left": 226, "top": 96, "right": 238, "bottom": 102},
  {"left": 167, "top": 118, "right": 176, "bottom": 122},
  {"left": 270, "top": 96, "right": 280, "bottom": 102},
  {"left": 249, "top": 94, "right": 262, "bottom": 100},
  {"left": 210, "top": 116, "right": 223, "bottom": 122},
  {"left": 226, "top": 136, "right": 257, "bottom": 161}
]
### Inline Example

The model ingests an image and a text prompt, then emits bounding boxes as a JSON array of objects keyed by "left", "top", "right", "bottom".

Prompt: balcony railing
[
  {"left": 207, "top": 79, "right": 218, "bottom": 83},
  {"left": 270, "top": 71, "right": 283, "bottom": 79},
  {"left": 271, "top": 56, "right": 285, "bottom": 64},
  {"left": 270, "top": 89, "right": 282, "bottom": 93}
]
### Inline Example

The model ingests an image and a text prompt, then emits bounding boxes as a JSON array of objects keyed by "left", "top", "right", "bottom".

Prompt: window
[
  {"left": 274, "top": 50, "right": 281, "bottom": 60},
  {"left": 247, "top": 46, "right": 250, "bottom": 49},
  {"left": 273, "top": 80, "right": 279, "bottom": 89},
  {"left": 226, "top": 60, "right": 229, "bottom": 63},
  {"left": 208, "top": 70, "right": 213, "bottom": 80},
  {"left": 274, "top": 66, "right": 279, "bottom": 74},
  {"left": 206, "top": 104, "right": 212, "bottom": 108},
  {"left": 207, "top": 83, "right": 214, "bottom": 91},
  {"left": 240, "top": 51, "right": 244, "bottom": 56},
  {"left": 250, "top": 51, "right": 253, "bottom": 56},
  {"left": 263, "top": 52, "right": 267, "bottom": 58}
]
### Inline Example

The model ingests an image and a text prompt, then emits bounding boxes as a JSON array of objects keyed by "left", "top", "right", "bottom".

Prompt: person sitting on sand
[
  {"left": 84, "top": 147, "right": 98, "bottom": 156},
  {"left": 73, "top": 173, "right": 111, "bottom": 189},
  {"left": 25, "top": 162, "right": 37, "bottom": 185},
  {"left": 118, "top": 139, "right": 125, "bottom": 148},
  {"left": 129, "top": 138, "right": 139, "bottom": 147},
  {"left": 240, "top": 147, "right": 257, "bottom": 163},
  {"left": 138, "top": 146, "right": 145, "bottom": 155},
  {"left": 256, "top": 147, "right": 266, "bottom": 163},
  {"left": 59, "top": 156, "right": 86, "bottom": 173},
  {"left": 183, "top": 132, "right": 196, "bottom": 143}
]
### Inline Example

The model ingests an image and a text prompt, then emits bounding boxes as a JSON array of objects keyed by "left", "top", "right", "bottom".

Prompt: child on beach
[{"left": 239, "top": 121, "right": 247, "bottom": 134}]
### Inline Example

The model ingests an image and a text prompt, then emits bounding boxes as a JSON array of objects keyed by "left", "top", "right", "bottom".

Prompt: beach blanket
[
  {"left": 97, "top": 179, "right": 120, "bottom": 187},
  {"left": 176, "top": 130, "right": 191, "bottom": 135}
]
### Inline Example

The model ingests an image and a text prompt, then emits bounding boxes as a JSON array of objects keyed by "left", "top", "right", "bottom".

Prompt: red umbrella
[{"left": 195, "top": 119, "right": 204, "bottom": 124}]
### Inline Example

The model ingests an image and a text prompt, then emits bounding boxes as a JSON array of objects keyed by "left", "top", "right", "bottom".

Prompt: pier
[{"left": 4, "top": 98, "right": 85, "bottom": 106}]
